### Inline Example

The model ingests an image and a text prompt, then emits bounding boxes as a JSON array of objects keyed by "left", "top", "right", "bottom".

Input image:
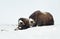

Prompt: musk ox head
[
  {"left": 15, "top": 18, "right": 35, "bottom": 30},
  {"left": 29, "top": 18, "right": 35, "bottom": 27}
]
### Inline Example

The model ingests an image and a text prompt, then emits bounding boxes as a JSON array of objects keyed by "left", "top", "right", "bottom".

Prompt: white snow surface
[{"left": 0, "top": 24, "right": 60, "bottom": 39}]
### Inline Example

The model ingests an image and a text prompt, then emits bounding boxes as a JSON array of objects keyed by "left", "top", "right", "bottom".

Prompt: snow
[
  {"left": 0, "top": 0, "right": 60, "bottom": 39},
  {"left": 0, "top": 24, "right": 60, "bottom": 39}
]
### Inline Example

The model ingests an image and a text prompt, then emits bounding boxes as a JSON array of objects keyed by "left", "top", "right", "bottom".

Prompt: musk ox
[
  {"left": 29, "top": 10, "right": 54, "bottom": 26},
  {"left": 15, "top": 10, "right": 54, "bottom": 30},
  {"left": 15, "top": 18, "right": 35, "bottom": 30}
]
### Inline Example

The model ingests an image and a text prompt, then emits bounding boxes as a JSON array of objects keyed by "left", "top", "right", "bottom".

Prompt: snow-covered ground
[
  {"left": 0, "top": 0, "right": 60, "bottom": 39},
  {"left": 0, "top": 24, "right": 60, "bottom": 39}
]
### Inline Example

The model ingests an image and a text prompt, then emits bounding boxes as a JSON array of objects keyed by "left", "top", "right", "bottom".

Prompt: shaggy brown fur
[
  {"left": 15, "top": 10, "right": 54, "bottom": 30},
  {"left": 29, "top": 10, "right": 54, "bottom": 26}
]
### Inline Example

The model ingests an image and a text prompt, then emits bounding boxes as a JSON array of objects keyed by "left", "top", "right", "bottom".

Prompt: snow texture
[{"left": 0, "top": 24, "right": 60, "bottom": 39}]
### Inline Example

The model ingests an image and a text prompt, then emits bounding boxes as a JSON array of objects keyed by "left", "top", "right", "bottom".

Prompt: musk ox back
[{"left": 29, "top": 10, "right": 54, "bottom": 26}]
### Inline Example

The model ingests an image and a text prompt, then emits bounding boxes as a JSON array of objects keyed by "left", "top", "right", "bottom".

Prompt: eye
[
  {"left": 20, "top": 22, "right": 23, "bottom": 24},
  {"left": 31, "top": 21, "right": 33, "bottom": 23}
]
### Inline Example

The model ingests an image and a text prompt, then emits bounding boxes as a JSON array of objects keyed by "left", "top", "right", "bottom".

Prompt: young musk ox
[{"left": 29, "top": 10, "right": 54, "bottom": 27}]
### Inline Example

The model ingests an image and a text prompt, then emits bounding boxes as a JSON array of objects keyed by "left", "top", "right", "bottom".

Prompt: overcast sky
[{"left": 0, "top": 0, "right": 60, "bottom": 24}]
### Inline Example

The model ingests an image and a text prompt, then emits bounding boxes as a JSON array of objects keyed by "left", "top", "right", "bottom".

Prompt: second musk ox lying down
[
  {"left": 15, "top": 10, "right": 54, "bottom": 30},
  {"left": 29, "top": 10, "right": 54, "bottom": 27}
]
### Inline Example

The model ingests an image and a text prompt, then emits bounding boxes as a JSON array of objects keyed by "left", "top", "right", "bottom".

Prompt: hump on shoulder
[{"left": 44, "top": 12, "right": 53, "bottom": 16}]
